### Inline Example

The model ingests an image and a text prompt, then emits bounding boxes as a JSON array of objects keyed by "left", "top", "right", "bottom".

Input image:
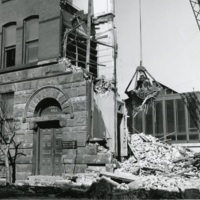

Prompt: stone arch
[{"left": 23, "top": 86, "right": 74, "bottom": 122}]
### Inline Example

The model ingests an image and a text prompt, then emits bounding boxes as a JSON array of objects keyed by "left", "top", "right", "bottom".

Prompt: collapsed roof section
[{"left": 125, "top": 65, "right": 162, "bottom": 117}]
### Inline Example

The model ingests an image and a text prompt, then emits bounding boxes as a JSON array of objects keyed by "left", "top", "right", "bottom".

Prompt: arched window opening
[{"left": 35, "top": 98, "right": 62, "bottom": 117}]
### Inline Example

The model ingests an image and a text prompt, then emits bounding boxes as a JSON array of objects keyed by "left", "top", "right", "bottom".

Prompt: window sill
[{"left": 0, "top": 59, "right": 59, "bottom": 74}]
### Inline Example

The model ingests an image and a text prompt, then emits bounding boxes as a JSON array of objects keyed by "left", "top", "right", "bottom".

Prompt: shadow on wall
[{"left": 93, "top": 101, "right": 107, "bottom": 139}]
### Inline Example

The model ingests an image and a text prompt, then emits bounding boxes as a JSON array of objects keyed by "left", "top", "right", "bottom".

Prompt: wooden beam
[
  {"left": 86, "top": 0, "right": 93, "bottom": 71},
  {"left": 100, "top": 171, "right": 138, "bottom": 183}
]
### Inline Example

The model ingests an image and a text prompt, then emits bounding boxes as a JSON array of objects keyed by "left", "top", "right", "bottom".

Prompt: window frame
[
  {"left": 1, "top": 22, "right": 16, "bottom": 69},
  {"left": 135, "top": 94, "right": 200, "bottom": 143},
  {"left": 23, "top": 16, "right": 39, "bottom": 64}
]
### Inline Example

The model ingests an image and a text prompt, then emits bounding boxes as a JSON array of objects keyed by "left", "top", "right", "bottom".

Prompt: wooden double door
[{"left": 38, "top": 128, "right": 62, "bottom": 176}]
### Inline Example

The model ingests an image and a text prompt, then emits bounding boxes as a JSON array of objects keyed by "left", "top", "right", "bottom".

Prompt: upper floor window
[
  {"left": 24, "top": 17, "right": 39, "bottom": 64},
  {"left": 2, "top": 23, "right": 16, "bottom": 68}
]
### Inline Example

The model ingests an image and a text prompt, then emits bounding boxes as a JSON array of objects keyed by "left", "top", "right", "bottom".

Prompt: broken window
[
  {"left": 155, "top": 101, "right": 163, "bottom": 137},
  {"left": 3, "top": 23, "right": 16, "bottom": 68},
  {"left": 62, "top": 4, "right": 98, "bottom": 77},
  {"left": 188, "top": 114, "right": 199, "bottom": 140},
  {"left": 176, "top": 99, "right": 187, "bottom": 141},
  {"left": 24, "top": 16, "right": 39, "bottom": 63},
  {"left": 176, "top": 99, "right": 186, "bottom": 133},
  {"left": 145, "top": 106, "right": 153, "bottom": 134},
  {"left": 65, "top": 33, "right": 97, "bottom": 75},
  {"left": 134, "top": 111, "right": 143, "bottom": 133},
  {"left": 166, "top": 100, "right": 176, "bottom": 141},
  {"left": 166, "top": 100, "right": 175, "bottom": 134}
]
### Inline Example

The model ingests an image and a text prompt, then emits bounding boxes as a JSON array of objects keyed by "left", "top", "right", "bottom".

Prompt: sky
[
  {"left": 115, "top": 0, "right": 200, "bottom": 98},
  {"left": 70, "top": 0, "right": 200, "bottom": 99}
]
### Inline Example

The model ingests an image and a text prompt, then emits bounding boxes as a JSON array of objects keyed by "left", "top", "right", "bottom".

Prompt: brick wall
[{"left": 0, "top": 0, "right": 61, "bottom": 66}]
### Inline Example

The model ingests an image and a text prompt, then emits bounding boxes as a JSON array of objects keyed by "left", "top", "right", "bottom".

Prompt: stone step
[{"left": 28, "top": 175, "right": 64, "bottom": 182}]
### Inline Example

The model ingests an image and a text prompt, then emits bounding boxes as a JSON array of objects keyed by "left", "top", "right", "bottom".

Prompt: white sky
[
  {"left": 115, "top": 0, "right": 200, "bottom": 99},
  {"left": 71, "top": 0, "right": 200, "bottom": 99}
]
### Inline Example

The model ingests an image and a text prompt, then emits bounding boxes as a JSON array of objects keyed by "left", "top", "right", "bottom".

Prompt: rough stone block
[
  {"left": 14, "top": 122, "right": 29, "bottom": 131},
  {"left": 67, "top": 118, "right": 76, "bottom": 127},
  {"left": 15, "top": 94, "right": 30, "bottom": 105},
  {"left": 63, "top": 153, "right": 113, "bottom": 164},
  {"left": 57, "top": 74, "right": 73, "bottom": 84},
  {"left": 62, "top": 132, "right": 76, "bottom": 141},
  {"left": 0, "top": 84, "right": 16, "bottom": 93},
  {"left": 72, "top": 126, "right": 87, "bottom": 132},
  {"left": 70, "top": 89, "right": 77, "bottom": 97},
  {"left": 62, "top": 149, "right": 77, "bottom": 155},
  {"left": 16, "top": 156, "right": 33, "bottom": 164},
  {"left": 63, "top": 164, "right": 87, "bottom": 174},
  {"left": 77, "top": 146, "right": 97, "bottom": 155},
  {"left": 14, "top": 105, "right": 25, "bottom": 118},
  {"left": 74, "top": 72, "right": 84, "bottom": 82},
  {"left": 17, "top": 81, "right": 37, "bottom": 91},
  {"left": 74, "top": 111, "right": 87, "bottom": 117},
  {"left": 76, "top": 117, "right": 87, "bottom": 126},
  {"left": 77, "top": 87, "right": 86, "bottom": 96},
  {"left": 62, "top": 146, "right": 97, "bottom": 155},
  {"left": 18, "top": 149, "right": 33, "bottom": 157},
  {"left": 44, "top": 63, "right": 65, "bottom": 75},
  {"left": 77, "top": 141, "right": 86, "bottom": 147},
  {"left": 62, "top": 127, "right": 73, "bottom": 133},
  {"left": 16, "top": 172, "right": 32, "bottom": 181},
  {"left": 16, "top": 164, "right": 32, "bottom": 173},
  {"left": 74, "top": 102, "right": 86, "bottom": 111}
]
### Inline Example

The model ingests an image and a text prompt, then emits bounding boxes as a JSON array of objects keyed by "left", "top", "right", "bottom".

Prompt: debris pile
[
  {"left": 117, "top": 133, "right": 197, "bottom": 177},
  {"left": 94, "top": 76, "right": 115, "bottom": 94}
]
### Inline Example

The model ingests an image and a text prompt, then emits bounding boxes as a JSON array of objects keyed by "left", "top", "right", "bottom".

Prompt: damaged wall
[
  {"left": 67, "top": 0, "right": 116, "bottom": 80},
  {"left": 93, "top": 91, "right": 115, "bottom": 152}
]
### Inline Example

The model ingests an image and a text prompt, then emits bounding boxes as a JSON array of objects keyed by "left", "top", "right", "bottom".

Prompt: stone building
[{"left": 0, "top": 0, "right": 127, "bottom": 181}]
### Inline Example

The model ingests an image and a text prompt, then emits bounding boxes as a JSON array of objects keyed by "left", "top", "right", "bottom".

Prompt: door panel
[
  {"left": 39, "top": 128, "right": 62, "bottom": 175},
  {"left": 40, "top": 129, "right": 53, "bottom": 175},
  {"left": 53, "top": 128, "right": 62, "bottom": 175}
]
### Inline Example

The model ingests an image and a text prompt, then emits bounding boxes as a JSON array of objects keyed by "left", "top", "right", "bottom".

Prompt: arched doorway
[{"left": 35, "top": 98, "right": 63, "bottom": 176}]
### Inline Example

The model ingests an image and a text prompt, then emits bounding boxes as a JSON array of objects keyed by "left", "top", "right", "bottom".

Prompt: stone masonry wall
[{"left": 0, "top": 61, "right": 89, "bottom": 180}]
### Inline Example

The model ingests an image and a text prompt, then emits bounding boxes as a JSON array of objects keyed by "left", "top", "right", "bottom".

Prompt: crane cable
[{"left": 139, "top": 0, "right": 143, "bottom": 66}]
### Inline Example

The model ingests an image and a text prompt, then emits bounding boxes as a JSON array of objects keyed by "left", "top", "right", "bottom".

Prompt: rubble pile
[
  {"left": 118, "top": 133, "right": 197, "bottom": 177},
  {"left": 94, "top": 77, "right": 115, "bottom": 94}
]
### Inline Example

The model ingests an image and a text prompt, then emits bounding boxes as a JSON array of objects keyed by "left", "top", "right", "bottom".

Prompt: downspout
[{"left": 113, "top": 0, "right": 118, "bottom": 156}]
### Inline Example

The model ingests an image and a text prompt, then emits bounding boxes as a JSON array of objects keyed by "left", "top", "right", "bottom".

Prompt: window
[
  {"left": 134, "top": 111, "right": 143, "bottom": 133},
  {"left": 24, "top": 17, "right": 39, "bottom": 63},
  {"left": 145, "top": 106, "right": 153, "bottom": 134},
  {"left": 176, "top": 99, "right": 186, "bottom": 133},
  {"left": 166, "top": 100, "right": 176, "bottom": 140},
  {"left": 131, "top": 95, "right": 200, "bottom": 143},
  {"left": 0, "top": 93, "right": 14, "bottom": 136},
  {"left": 155, "top": 101, "right": 163, "bottom": 137},
  {"left": 2, "top": 23, "right": 16, "bottom": 68}
]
